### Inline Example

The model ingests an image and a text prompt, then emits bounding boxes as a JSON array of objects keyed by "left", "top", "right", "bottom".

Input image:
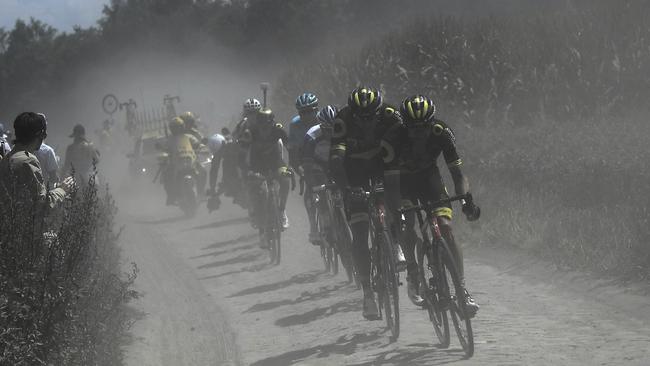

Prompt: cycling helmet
[
  {"left": 14, "top": 112, "right": 47, "bottom": 143},
  {"left": 348, "top": 86, "right": 382, "bottom": 118},
  {"left": 295, "top": 93, "right": 319, "bottom": 111},
  {"left": 400, "top": 95, "right": 436, "bottom": 127},
  {"left": 243, "top": 98, "right": 261, "bottom": 113},
  {"left": 316, "top": 105, "right": 338, "bottom": 129},
  {"left": 179, "top": 111, "right": 197, "bottom": 127},
  {"left": 169, "top": 117, "right": 185, "bottom": 135}
]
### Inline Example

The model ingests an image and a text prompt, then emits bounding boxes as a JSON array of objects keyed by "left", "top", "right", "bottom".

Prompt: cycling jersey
[
  {"left": 382, "top": 119, "right": 461, "bottom": 219},
  {"left": 302, "top": 125, "right": 331, "bottom": 172},
  {"left": 330, "top": 104, "right": 402, "bottom": 187},
  {"left": 245, "top": 121, "right": 288, "bottom": 174},
  {"left": 381, "top": 119, "right": 462, "bottom": 174},
  {"left": 288, "top": 115, "right": 318, "bottom": 168}
]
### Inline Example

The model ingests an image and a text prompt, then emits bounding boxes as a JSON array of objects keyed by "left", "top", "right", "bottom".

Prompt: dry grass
[{"left": 0, "top": 174, "right": 137, "bottom": 365}]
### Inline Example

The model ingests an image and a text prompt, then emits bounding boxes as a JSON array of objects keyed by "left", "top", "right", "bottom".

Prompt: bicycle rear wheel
[
  {"left": 440, "top": 239, "right": 473, "bottom": 358},
  {"left": 417, "top": 238, "right": 450, "bottom": 348},
  {"left": 381, "top": 232, "right": 400, "bottom": 341}
]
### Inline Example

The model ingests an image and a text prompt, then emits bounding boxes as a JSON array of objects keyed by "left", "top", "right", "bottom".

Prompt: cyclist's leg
[
  {"left": 277, "top": 174, "right": 290, "bottom": 211},
  {"left": 348, "top": 198, "right": 371, "bottom": 288}
]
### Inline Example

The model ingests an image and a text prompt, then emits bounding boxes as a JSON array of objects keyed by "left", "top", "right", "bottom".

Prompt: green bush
[{"left": 0, "top": 176, "right": 137, "bottom": 365}]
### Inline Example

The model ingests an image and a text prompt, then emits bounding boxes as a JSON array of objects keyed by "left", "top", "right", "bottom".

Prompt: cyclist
[
  {"left": 302, "top": 105, "right": 338, "bottom": 244},
  {"left": 382, "top": 94, "right": 481, "bottom": 316},
  {"left": 241, "top": 108, "right": 291, "bottom": 244},
  {"left": 205, "top": 132, "right": 226, "bottom": 211},
  {"left": 233, "top": 98, "right": 262, "bottom": 200},
  {"left": 233, "top": 98, "right": 261, "bottom": 142},
  {"left": 218, "top": 127, "right": 245, "bottom": 205},
  {"left": 330, "top": 86, "right": 402, "bottom": 320},
  {"left": 290, "top": 93, "right": 320, "bottom": 243},
  {"left": 161, "top": 117, "right": 202, "bottom": 206}
]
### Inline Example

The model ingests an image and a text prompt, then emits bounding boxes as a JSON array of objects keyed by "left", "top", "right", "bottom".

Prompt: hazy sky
[{"left": 0, "top": 0, "right": 106, "bottom": 31}]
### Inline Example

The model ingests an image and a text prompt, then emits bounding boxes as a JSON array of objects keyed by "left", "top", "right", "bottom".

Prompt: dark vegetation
[
  {"left": 0, "top": 177, "right": 138, "bottom": 365},
  {"left": 276, "top": 0, "right": 650, "bottom": 280}
]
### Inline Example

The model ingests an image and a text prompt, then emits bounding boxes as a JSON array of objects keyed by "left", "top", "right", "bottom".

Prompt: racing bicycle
[{"left": 399, "top": 193, "right": 476, "bottom": 358}]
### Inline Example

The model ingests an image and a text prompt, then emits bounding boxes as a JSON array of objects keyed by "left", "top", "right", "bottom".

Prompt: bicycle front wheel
[
  {"left": 381, "top": 231, "right": 400, "bottom": 341},
  {"left": 268, "top": 190, "right": 282, "bottom": 265},
  {"left": 440, "top": 239, "right": 473, "bottom": 358},
  {"left": 417, "top": 238, "right": 450, "bottom": 348}
]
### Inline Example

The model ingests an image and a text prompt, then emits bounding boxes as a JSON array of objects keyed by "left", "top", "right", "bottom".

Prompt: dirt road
[{"left": 119, "top": 190, "right": 650, "bottom": 365}]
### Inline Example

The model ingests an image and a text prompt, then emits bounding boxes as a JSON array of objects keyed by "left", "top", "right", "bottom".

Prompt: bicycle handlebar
[
  {"left": 312, "top": 182, "right": 339, "bottom": 193},
  {"left": 398, "top": 193, "right": 473, "bottom": 214}
]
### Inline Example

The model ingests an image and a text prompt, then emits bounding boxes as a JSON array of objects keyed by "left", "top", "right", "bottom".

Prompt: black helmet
[
  {"left": 14, "top": 112, "right": 47, "bottom": 143},
  {"left": 348, "top": 86, "right": 382, "bottom": 118},
  {"left": 400, "top": 95, "right": 436, "bottom": 127}
]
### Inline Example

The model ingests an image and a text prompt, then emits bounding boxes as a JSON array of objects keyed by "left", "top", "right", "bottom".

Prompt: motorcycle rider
[
  {"left": 161, "top": 117, "right": 202, "bottom": 206},
  {"left": 290, "top": 93, "right": 320, "bottom": 243},
  {"left": 302, "top": 105, "right": 338, "bottom": 244},
  {"left": 179, "top": 111, "right": 207, "bottom": 194},
  {"left": 382, "top": 94, "right": 481, "bottom": 316},
  {"left": 329, "top": 86, "right": 402, "bottom": 320},
  {"left": 241, "top": 108, "right": 292, "bottom": 243},
  {"left": 179, "top": 111, "right": 204, "bottom": 141}
]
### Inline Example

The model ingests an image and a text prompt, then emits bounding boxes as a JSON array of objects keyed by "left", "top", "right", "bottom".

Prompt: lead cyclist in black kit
[{"left": 382, "top": 94, "right": 481, "bottom": 316}]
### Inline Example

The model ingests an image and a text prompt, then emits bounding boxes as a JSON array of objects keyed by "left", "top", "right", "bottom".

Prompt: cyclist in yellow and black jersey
[
  {"left": 329, "top": 86, "right": 402, "bottom": 320},
  {"left": 381, "top": 94, "right": 480, "bottom": 317}
]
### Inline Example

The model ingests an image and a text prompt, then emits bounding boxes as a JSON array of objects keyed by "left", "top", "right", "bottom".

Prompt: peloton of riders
[{"left": 158, "top": 84, "right": 482, "bottom": 322}]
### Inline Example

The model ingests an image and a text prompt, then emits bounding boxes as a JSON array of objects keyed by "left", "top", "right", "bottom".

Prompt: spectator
[{"left": 0, "top": 112, "right": 72, "bottom": 212}]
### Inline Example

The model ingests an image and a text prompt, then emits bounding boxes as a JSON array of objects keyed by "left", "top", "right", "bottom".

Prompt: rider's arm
[{"left": 438, "top": 122, "right": 469, "bottom": 196}]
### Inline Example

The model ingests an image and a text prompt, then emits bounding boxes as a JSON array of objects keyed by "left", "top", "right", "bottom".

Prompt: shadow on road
[
  {"left": 228, "top": 271, "right": 322, "bottom": 298},
  {"left": 201, "top": 233, "right": 258, "bottom": 250},
  {"left": 347, "top": 344, "right": 466, "bottom": 366},
  {"left": 244, "top": 283, "right": 350, "bottom": 313},
  {"left": 198, "top": 262, "right": 271, "bottom": 281},
  {"left": 274, "top": 298, "right": 360, "bottom": 327},
  {"left": 197, "top": 251, "right": 264, "bottom": 270},
  {"left": 134, "top": 215, "right": 189, "bottom": 225},
  {"left": 249, "top": 331, "right": 383, "bottom": 366},
  {"left": 191, "top": 243, "right": 257, "bottom": 259},
  {"left": 188, "top": 216, "right": 250, "bottom": 231}
]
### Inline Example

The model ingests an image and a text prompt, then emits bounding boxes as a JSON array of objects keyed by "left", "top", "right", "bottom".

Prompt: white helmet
[
  {"left": 243, "top": 98, "right": 261, "bottom": 113},
  {"left": 207, "top": 133, "right": 226, "bottom": 153}
]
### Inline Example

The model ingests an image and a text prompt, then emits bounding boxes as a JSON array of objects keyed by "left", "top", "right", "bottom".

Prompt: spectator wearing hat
[
  {"left": 62, "top": 124, "right": 100, "bottom": 185},
  {"left": 0, "top": 112, "right": 72, "bottom": 211}
]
